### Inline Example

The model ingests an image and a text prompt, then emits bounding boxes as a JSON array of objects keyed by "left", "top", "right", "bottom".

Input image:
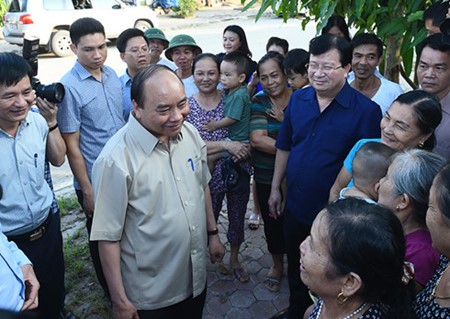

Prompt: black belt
[{"left": 7, "top": 209, "right": 53, "bottom": 242}]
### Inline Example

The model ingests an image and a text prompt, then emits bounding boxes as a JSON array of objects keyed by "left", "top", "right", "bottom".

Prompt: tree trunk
[{"left": 384, "top": 34, "right": 402, "bottom": 82}]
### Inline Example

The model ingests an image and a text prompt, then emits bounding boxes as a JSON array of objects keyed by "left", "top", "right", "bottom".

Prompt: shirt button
[
  {"left": 19, "top": 161, "right": 23, "bottom": 165},
  {"left": 176, "top": 177, "right": 181, "bottom": 181},
  {"left": 312, "top": 132, "right": 316, "bottom": 137},
  {"left": 192, "top": 226, "right": 196, "bottom": 231},
  {"left": 184, "top": 201, "right": 188, "bottom": 206},
  {"left": 193, "top": 250, "right": 197, "bottom": 254},
  {"left": 24, "top": 181, "right": 28, "bottom": 185}
]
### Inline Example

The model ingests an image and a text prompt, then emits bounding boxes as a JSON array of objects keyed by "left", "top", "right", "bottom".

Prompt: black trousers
[
  {"left": 11, "top": 212, "right": 65, "bottom": 319},
  {"left": 137, "top": 288, "right": 207, "bottom": 319},
  {"left": 76, "top": 189, "right": 109, "bottom": 296},
  {"left": 283, "top": 212, "right": 313, "bottom": 319},
  {"left": 255, "top": 181, "right": 285, "bottom": 255}
]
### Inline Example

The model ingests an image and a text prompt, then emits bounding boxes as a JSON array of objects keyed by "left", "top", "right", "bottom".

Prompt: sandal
[
  {"left": 264, "top": 275, "right": 281, "bottom": 292},
  {"left": 233, "top": 266, "right": 249, "bottom": 283},
  {"left": 248, "top": 212, "right": 260, "bottom": 230}
]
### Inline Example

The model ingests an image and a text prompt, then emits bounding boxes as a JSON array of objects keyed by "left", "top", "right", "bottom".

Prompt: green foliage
[
  {"left": 57, "top": 196, "right": 80, "bottom": 217},
  {"left": 0, "top": 0, "right": 8, "bottom": 27},
  {"left": 242, "top": 0, "right": 436, "bottom": 83},
  {"left": 173, "top": 0, "right": 196, "bottom": 18}
]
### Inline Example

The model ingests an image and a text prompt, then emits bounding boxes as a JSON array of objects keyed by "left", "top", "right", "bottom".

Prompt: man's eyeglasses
[{"left": 306, "top": 63, "right": 344, "bottom": 73}]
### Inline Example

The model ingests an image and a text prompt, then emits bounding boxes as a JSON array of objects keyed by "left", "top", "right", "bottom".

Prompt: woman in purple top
[
  {"left": 414, "top": 163, "right": 450, "bottom": 317},
  {"left": 186, "top": 53, "right": 252, "bottom": 283},
  {"left": 377, "top": 149, "right": 446, "bottom": 291}
]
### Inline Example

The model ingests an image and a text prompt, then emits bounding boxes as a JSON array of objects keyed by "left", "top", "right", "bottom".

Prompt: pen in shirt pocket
[
  {"left": 187, "top": 158, "right": 194, "bottom": 171},
  {"left": 34, "top": 153, "right": 38, "bottom": 168}
]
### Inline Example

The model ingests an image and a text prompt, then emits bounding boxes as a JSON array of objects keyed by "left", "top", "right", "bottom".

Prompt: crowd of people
[{"left": 0, "top": 1, "right": 450, "bottom": 319}]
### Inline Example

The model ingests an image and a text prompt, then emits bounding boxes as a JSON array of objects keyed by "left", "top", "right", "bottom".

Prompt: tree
[{"left": 242, "top": 0, "right": 435, "bottom": 87}]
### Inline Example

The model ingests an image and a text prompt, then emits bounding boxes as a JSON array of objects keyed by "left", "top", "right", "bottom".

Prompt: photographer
[{"left": 0, "top": 52, "right": 66, "bottom": 319}]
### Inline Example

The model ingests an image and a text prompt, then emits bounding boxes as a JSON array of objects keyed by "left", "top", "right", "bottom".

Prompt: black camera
[{"left": 23, "top": 37, "right": 65, "bottom": 103}]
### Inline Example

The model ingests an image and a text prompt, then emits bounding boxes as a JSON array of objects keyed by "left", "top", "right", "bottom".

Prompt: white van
[{"left": 2, "top": 0, "right": 159, "bottom": 57}]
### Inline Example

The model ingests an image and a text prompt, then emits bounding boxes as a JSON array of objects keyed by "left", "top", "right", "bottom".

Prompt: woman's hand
[
  {"left": 269, "top": 107, "right": 284, "bottom": 122},
  {"left": 203, "top": 120, "right": 218, "bottom": 132}
]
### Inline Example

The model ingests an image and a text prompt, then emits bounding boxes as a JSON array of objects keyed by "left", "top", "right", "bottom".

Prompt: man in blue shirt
[
  {"left": 0, "top": 225, "right": 39, "bottom": 312},
  {"left": 116, "top": 28, "right": 149, "bottom": 122},
  {"left": 0, "top": 53, "right": 66, "bottom": 318},
  {"left": 57, "top": 17, "right": 125, "bottom": 296},
  {"left": 268, "top": 34, "right": 382, "bottom": 319}
]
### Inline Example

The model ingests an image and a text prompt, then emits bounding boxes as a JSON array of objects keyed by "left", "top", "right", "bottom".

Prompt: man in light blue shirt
[
  {"left": 0, "top": 226, "right": 39, "bottom": 312},
  {"left": 116, "top": 28, "right": 149, "bottom": 121},
  {"left": 57, "top": 17, "right": 125, "bottom": 296},
  {"left": 0, "top": 52, "right": 66, "bottom": 319}
]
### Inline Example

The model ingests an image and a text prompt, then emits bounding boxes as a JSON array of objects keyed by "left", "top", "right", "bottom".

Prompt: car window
[
  {"left": 8, "top": 0, "right": 26, "bottom": 12},
  {"left": 93, "top": 0, "right": 121, "bottom": 9}
]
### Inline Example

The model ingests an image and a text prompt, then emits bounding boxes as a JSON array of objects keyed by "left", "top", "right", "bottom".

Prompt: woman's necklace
[
  {"left": 316, "top": 301, "right": 367, "bottom": 319},
  {"left": 430, "top": 265, "right": 450, "bottom": 301}
]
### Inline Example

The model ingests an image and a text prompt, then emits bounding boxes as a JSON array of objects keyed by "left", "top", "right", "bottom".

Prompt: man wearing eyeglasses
[
  {"left": 116, "top": 28, "right": 150, "bottom": 122},
  {"left": 268, "top": 34, "right": 382, "bottom": 319},
  {"left": 416, "top": 33, "right": 450, "bottom": 160},
  {"left": 57, "top": 17, "right": 125, "bottom": 297}
]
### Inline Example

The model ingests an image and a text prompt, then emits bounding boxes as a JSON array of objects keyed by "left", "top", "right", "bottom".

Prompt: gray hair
[{"left": 390, "top": 149, "right": 446, "bottom": 225}]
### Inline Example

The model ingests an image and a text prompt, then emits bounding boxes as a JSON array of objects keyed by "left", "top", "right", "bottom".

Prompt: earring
[
  {"left": 396, "top": 205, "right": 401, "bottom": 210},
  {"left": 337, "top": 291, "right": 348, "bottom": 305},
  {"left": 418, "top": 141, "right": 424, "bottom": 148}
]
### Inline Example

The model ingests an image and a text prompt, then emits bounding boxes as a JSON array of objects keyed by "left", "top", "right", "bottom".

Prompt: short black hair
[
  {"left": 257, "top": 51, "right": 285, "bottom": 77},
  {"left": 222, "top": 51, "right": 251, "bottom": 77},
  {"left": 70, "top": 17, "right": 105, "bottom": 46},
  {"left": 0, "top": 52, "right": 33, "bottom": 87},
  {"left": 350, "top": 33, "right": 383, "bottom": 58},
  {"left": 417, "top": 32, "right": 450, "bottom": 59},
  {"left": 116, "top": 28, "right": 146, "bottom": 53},
  {"left": 353, "top": 142, "right": 395, "bottom": 186},
  {"left": 309, "top": 34, "right": 352, "bottom": 66},
  {"left": 424, "top": 1, "right": 448, "bottom": 27},
  {"left": 266, "top": 36, "right": 289, "bottom": 55},
  {"left": 283, "top": 48, "right": 309, "bottom": 75},
  {"left": 192, "top": 53, "right": 220, "bottom": 74}
]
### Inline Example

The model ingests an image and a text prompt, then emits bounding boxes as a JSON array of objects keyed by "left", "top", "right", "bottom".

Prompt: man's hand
[
  {"left": 112, "top": 299, "right": 139, "bottom": 319},
  {"left": 208, "top": 235, "right": 225, "bottom": 263},
  {"left": 35, "top": 97, "right": 58, "bottom": 127},
  {"left": 82, "top": 188, "right": 95, "bottom": 218},
  {"left": 20, "top": 264, "right": 40, "bottom": 311},
  {"left": 268, "top": 188, "right": 283, "bottom": 220}
]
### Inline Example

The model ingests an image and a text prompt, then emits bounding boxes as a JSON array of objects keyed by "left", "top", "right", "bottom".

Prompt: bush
[
  {"left": 173, "top": 0, "right": 196, "bottom": 18},
  {"left": 0, "top": 0, "right": 7, "bottom": 27}
]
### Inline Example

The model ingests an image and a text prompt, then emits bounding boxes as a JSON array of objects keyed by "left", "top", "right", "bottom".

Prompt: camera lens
[{"left": 34, "top": 80, "right": 65, "bottom": 103}]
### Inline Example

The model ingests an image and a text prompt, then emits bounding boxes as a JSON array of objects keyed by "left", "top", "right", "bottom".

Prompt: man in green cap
[
  {"left": 144, "top": 28, "right": 176, "bottom": 70},
  {"left": 165, "top": 34, "right": 202, "bottom": 97}
]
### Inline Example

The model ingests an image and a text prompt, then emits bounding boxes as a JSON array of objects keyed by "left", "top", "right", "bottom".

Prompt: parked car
[{"left": 2, "top": 0, "right": 159, "bottom": 57}]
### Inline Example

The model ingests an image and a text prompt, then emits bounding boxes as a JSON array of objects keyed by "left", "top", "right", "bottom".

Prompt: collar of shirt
[
  {"left": 73, "top": 60, "right": 112, "bottom": 81},
  {"left": 128, "top": 113, "right": 184, "bottom": 156},
  {"left": 302, "top": 81, "right": 353, "bottom": 111},
  {"left": 120, "top": 70, "right": 133, "bottom": 87}
]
